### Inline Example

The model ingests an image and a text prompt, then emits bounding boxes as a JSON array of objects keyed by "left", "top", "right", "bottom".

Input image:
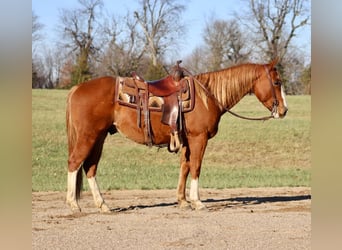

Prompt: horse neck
[{"left": 195, "top": 64, "right": 260, "bottom": 110}]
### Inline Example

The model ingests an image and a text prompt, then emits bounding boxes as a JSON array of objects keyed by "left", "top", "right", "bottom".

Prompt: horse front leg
[
  {"left": 188, "top": 133, "right": 208, "bottom": 210},
  {"left": 177, "top": 133, "right": 208, "bottom": 210}
]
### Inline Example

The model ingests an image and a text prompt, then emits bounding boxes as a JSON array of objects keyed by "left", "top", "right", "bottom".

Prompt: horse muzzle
[{"left": 272, "top": 106, "right": 288, "bottom": 119}]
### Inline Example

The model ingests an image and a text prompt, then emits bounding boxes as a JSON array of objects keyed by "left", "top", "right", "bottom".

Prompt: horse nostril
[{"left": 284, "top": 107, "right": 288, "bottom": 116}]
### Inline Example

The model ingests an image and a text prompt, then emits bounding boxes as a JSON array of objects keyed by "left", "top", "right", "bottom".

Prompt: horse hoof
[
  {"left": 72, "top": 207, "right": 82, "bottom": 213},
  {"left": 191, "top": 201, "right": 207, "bottom": 211},
  {"left": 70, "top": 205, "right": 81, "bottom": 213},
  {"left": 100, "top": 203, "right": 111, "bottom": 213},
  {"left": 178, "top": 200, "right": 191, "bottom": 210},
  {"left": 67, "top": 201, "right": 81, "bottom": 213}
]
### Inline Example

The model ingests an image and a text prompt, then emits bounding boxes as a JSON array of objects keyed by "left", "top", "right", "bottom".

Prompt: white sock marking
[
  {"left": 87, "top": 177, "right": 105, "bottom": 208},
  {"left": 66, "top": 170, "right": 78, "bottom": 203},
  {"left": 190, "top": 178, "right": 199, "bottom": 201}
]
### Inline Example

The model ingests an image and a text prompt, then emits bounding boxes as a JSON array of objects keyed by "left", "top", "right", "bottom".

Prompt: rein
[{"left": 181, "top": 66, "right": 278, "bottom": 121}]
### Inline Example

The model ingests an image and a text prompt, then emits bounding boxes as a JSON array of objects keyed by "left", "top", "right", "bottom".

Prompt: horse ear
[{"left": 269, "top": 57, "right": 279, "bottom": 68}]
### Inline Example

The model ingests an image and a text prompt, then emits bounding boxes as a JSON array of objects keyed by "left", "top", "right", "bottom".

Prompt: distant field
[{"left": 32, "top": 89, "right": 311, "bottom": 191}]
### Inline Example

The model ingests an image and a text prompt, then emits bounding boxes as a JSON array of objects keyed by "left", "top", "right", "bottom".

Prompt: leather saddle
[{"left": 115, "top": 61, "right": 194, "bottom": 152}]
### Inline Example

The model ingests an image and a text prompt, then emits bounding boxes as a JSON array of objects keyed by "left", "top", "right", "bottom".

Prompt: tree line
[{"left": 32, "top": 0, "right": 311, "bottom": 94}]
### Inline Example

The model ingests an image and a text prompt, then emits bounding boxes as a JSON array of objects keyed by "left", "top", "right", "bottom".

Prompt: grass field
[{"left": 32, "top": 89, "right": 311, "bottom": 191}]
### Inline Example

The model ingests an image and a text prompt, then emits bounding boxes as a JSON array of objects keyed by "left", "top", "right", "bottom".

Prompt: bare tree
[
  {"left": 234, "top": 0, "right": 311, "bottom": 94},
  {"left": 301, "top": 63, "right": 311, "bottom": 95},
  {"left": 183, "top": 46, "right": 208, "bottom": 74},
  {"left": 32, "top": 11, "right": 46, "bottom": 88},
  {"left": 240, "top": 0, "right": 310, "bottom": 62},
  {"left": 58, "top": 58, "right": 74, "bottom": 88},
  {"left": 133, "top": 0, "right": 186, "bottom": 68},
  {"left": 33, "top": 47, "right": 64, "bottom": 89},
  {"left": 203, "top": 19, "right": 251, "bottom": 71},
  {"left": 32, "top": 57, "right": 46, "bottom": 88},
  {"left": 58, "top": 0, "right": 104, "bottom": 86},
  {"left": 32, "top": 11, "right": 44, "bottom": 46},
  {"left": 279, "top": 46, "right": 311, "bottom": 95},
  {"left": 99, "top": 12, "right": 147, "bottom": 77}
]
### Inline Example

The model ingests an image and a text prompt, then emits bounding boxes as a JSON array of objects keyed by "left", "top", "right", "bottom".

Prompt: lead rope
[{"left": 181, "top": 67, "right": 275, "bottom": 121}]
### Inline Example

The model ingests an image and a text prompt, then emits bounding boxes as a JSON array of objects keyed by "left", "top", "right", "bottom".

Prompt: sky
[{"left": 32, "top": 0, "right": 311, "bottom": 62}]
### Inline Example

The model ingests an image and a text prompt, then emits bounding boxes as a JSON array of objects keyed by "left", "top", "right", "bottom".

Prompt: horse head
[
  {"left": 253, "top": 58, "right": 288, "bottom": 119},
  {"left": 171, "top": 60, "right": 185, "bottom": 82}
]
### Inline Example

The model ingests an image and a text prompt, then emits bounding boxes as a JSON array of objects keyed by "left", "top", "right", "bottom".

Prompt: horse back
[{"left": 69, "top": 76, "right": 116, "bottom": 102}]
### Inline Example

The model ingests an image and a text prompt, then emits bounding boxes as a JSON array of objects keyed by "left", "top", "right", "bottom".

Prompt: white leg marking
[
  {"left": 87, "top": 177, "right": 103, "bottom": 207},
  {"left": 189, "top": 178, "right": 199, "bottom": 201},
  {"left": 87, "top": 177, "right": 110, "bottom": 212},
  {"left": 66, "top": 170, "right": 80, "bottom": 211},
  {"left": 189, "top": 178, "right": 206, "bottom": 210},
  {"left": 66, "top": 171, "right": 77, "bottom": 202}
]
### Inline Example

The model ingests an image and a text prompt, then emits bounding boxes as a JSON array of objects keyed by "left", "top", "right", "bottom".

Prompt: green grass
[{"left": 32, "top": 89, "right": 311, "bottom": 191}]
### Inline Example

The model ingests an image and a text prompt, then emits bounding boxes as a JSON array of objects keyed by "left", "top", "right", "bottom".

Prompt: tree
[
  {"left": 236, "top": 0, "right": 310, "bottom": 94},
  {"left": 58, "top": 0, "right": 104, "bottom": 86},
  {"left": 133, "top": 0, "right": 186, "bottom": 78},
  {"left": 32, "top": 59, "right": 46, "bottom": 89},
  {"left": 184, "top": 18, "right": 251, "bottom": 73},
  {"left": 300, "top": 63, "right": 311, "bottom": 94},
  {"left": 32, "top": 11, "right": 46, "bottom": 88},
  {"left": 183, "top": 46, "right": 208, "bottom": 74},
  {"left": 99, "top": 12, "right": 147, "bottom": 77},
  {"left": 33, "top": 48, "right": 63, "bottom": 89},
  {"left": 32, "top": 11, "right": 44, "bottom": 47},
  {"left": 58, "top": 58, "right": 74, "bottom": 88},
  {"left": 203, "top": 19, "right": 251, "bottom": 71},
  {"left": 240, "top": 0, "right": 310, "bottom": 62}
]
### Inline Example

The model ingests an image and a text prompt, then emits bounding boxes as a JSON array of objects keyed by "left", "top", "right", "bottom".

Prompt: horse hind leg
[
  {"left": 66, "top": 166, "right": 82, "bottom": 212},
  {"left": 66, "top": 139, "right": 95, "bottom": 212},
  {"left": 177, "top": 145, "right": 191, "bottom": 209},
  {"left": 66, "top": 127, "right": 102, "bottom": 212},
  {"left": 83, "top": 132, "right": 111, "bottom": 213}
]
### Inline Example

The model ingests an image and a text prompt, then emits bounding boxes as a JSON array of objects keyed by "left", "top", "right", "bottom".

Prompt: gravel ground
[{"left": 32, "top": 187, "right": 311, "bottom": 250}]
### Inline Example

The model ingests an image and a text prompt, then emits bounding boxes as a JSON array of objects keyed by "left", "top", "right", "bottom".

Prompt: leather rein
[{"left": 181, "top": 66, "right": 279, "bottom": 121}]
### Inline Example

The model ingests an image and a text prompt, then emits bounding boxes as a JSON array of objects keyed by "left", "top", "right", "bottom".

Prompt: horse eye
[{"left": 273, "top": 81, "right": 281, "bottom": 86}]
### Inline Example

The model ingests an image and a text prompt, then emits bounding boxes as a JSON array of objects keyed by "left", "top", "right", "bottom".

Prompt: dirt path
[{"left": 32, "top": 187, "right": 311, "bottom": 249}]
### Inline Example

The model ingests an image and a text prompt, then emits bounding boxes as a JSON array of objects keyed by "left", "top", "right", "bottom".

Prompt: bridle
[
  {"left": 181, "top": 65, "right": 279, "bottom": 121},
  {"left": 264, "top": 65, "right": 280, "bottom": 117}
]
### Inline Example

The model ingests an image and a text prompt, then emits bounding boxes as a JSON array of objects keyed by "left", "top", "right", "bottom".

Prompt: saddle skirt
[{"left": 116, "top": 76, "right": 194, "bottom": 113}]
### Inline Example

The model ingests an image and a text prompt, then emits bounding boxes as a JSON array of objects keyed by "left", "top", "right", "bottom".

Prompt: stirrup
[{"left": 169, "top": 131, "right": 181, "bottom": 153}]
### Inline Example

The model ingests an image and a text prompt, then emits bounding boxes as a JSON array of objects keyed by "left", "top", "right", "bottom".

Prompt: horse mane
[{"left": 194, "top": 63, "right": 262, "bottom": 109}]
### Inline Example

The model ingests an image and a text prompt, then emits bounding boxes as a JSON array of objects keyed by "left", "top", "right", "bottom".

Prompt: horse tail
[
  {"left": 66, "top": 86, "right": 78, "bottom": 155},
  {"left": 66, "top": 85, "right": 83, "bottom": 200},
  {"left": 75, "top": 167, "right": 83, "bottom": 201}
]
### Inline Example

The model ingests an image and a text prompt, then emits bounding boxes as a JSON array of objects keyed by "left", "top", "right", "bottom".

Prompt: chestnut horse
[{"left": 66, "top": 59, "right": 288, "bottom": 212}]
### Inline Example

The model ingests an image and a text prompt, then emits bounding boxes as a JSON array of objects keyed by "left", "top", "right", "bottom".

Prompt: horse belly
[{"left": 114, "top": 106, "right": 171, "bottom": 145}]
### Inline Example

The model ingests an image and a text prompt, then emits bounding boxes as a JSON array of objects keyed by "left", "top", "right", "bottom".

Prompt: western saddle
[{"left": 115, "top": 61, "right": 194, "bottom": 152}]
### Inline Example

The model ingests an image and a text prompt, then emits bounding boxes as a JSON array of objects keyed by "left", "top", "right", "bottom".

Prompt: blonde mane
[{"left": 194, "top": 63, "right": 261, "bottom": 109}]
